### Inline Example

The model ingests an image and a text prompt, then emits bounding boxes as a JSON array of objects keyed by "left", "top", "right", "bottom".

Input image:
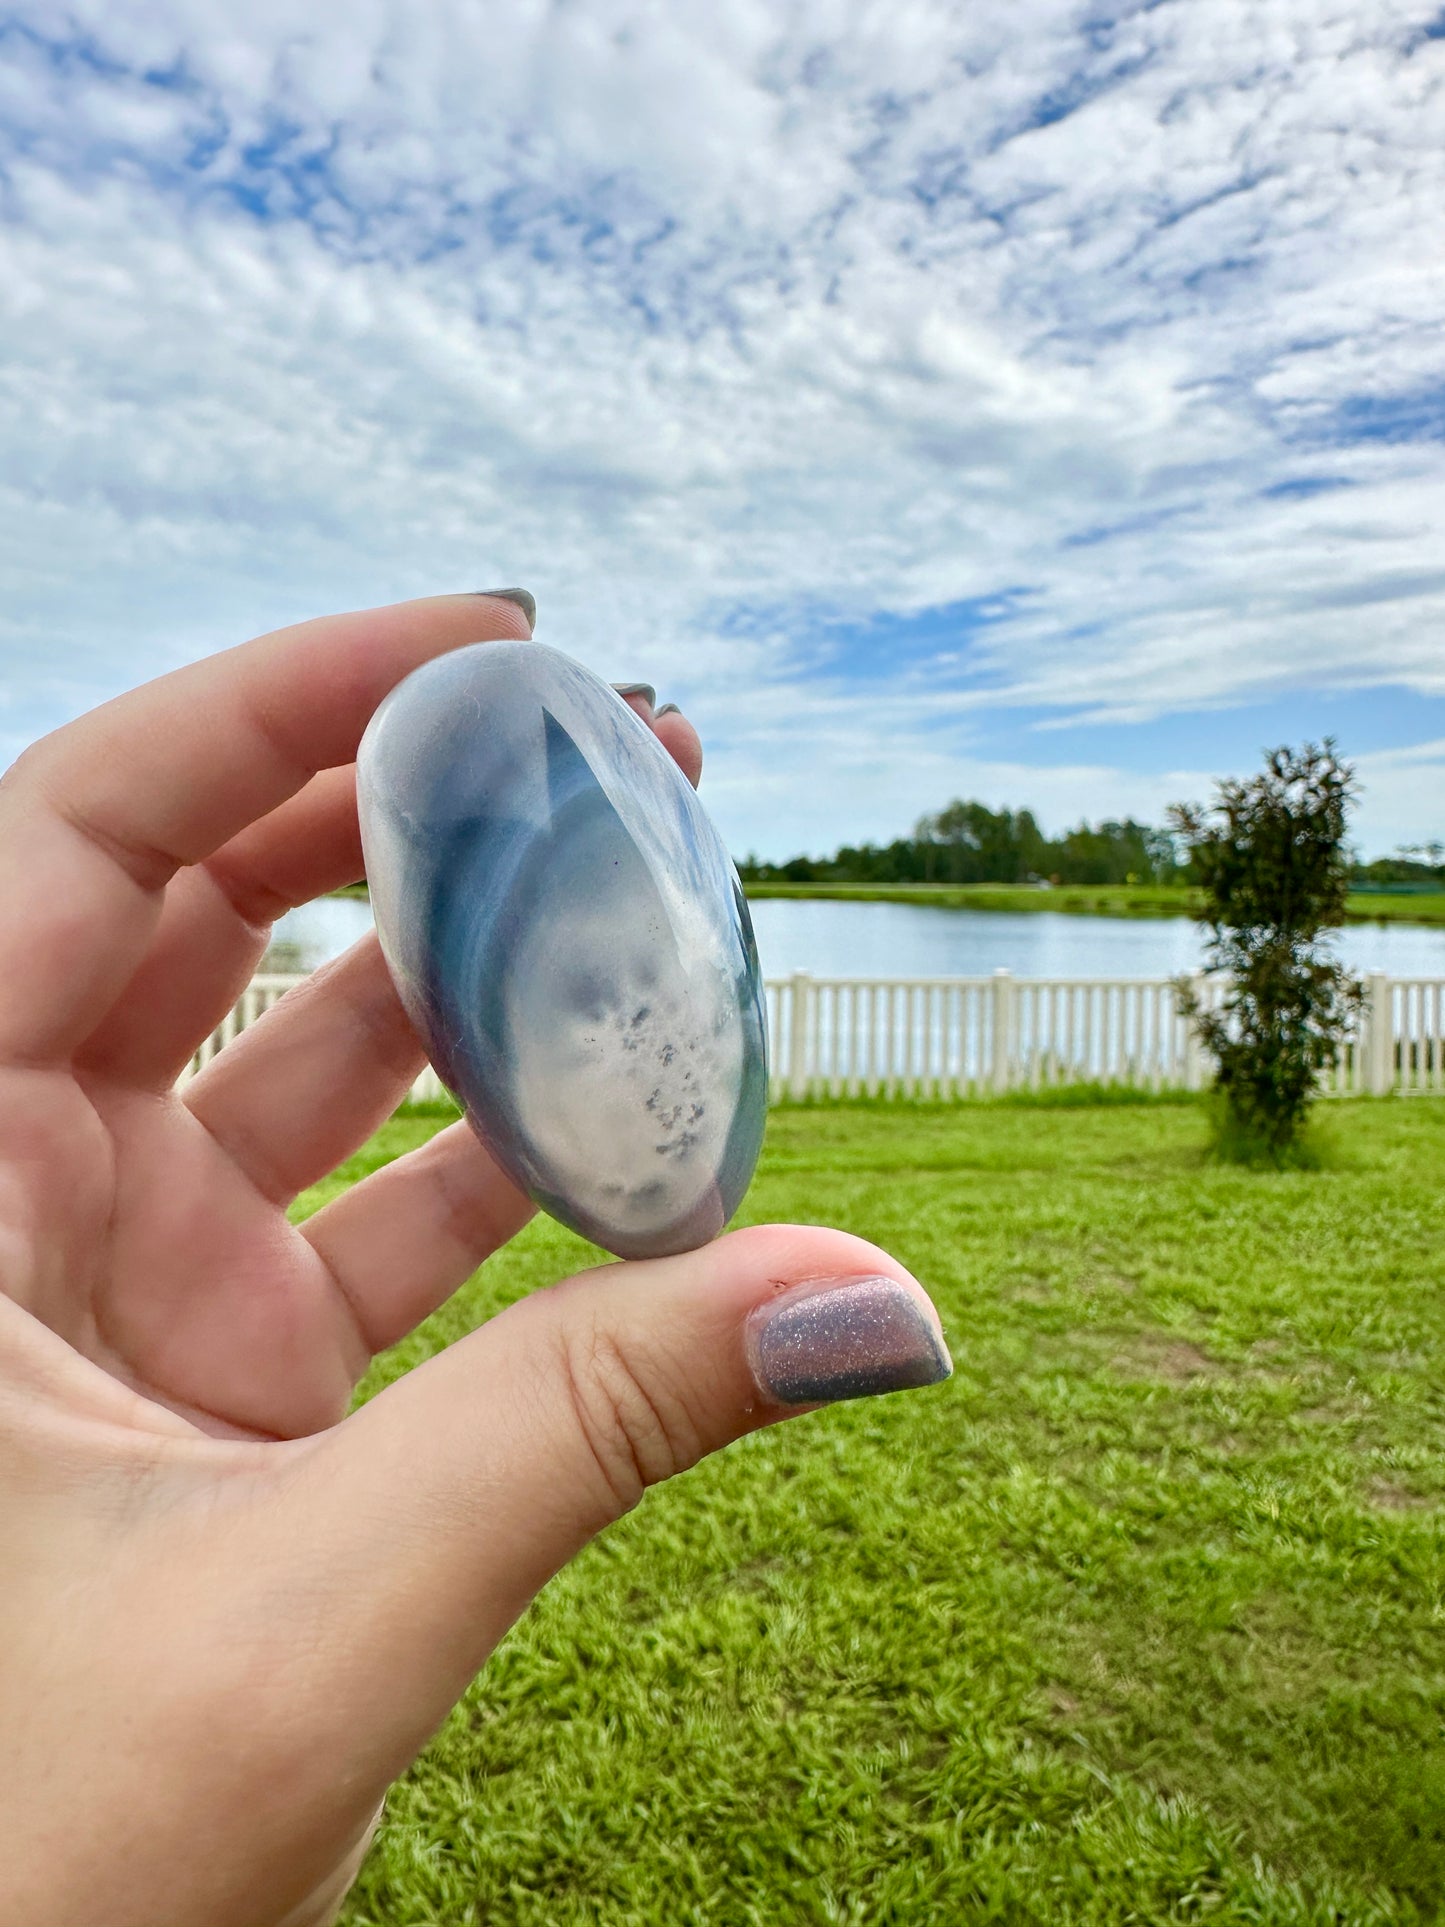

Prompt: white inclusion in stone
[{"left": 502, "top": 862, "right": 744, "bottom": 1247}]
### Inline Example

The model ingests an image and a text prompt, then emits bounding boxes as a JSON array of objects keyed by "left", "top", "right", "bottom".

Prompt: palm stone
[{"left": 357, "top": 640, "right": 768, "bottom": 1260}]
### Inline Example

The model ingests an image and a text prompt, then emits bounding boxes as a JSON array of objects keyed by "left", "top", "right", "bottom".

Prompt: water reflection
[
  {"left": 752, "top": 899, "right": 1444, "bottom": 979},
  {"left": 268, "top": 892, "right": 1445, "bottom": 980}
]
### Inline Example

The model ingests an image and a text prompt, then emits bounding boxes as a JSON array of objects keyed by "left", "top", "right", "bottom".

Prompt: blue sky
[{"left": 1, "top": 2, "right": 1442, "bottom": 860}]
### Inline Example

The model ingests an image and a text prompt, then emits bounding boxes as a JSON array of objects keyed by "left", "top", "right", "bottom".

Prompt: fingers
[
  {"left": 301, "top": 1121, "right": 535, "bottom": 1352},
  {"left": 267, "top": 1227, "right": 951, "bottom": 1764},
  {"left": 78, "top": 701, "right": 702, "bottom": 1088},
  {"left": 0, "top": 592, "right": 532, "bottom": 1064},
  {"left": 655, "top": 706, "right": 703, "bottom": 789},
  {"left": 614, "top": 684, "right": 702, "bottom": 789},
  {"left": 182, "top": 933, "right": 429, "bottom": 1207},
  {"left": 182, "top": 936, "right": 534, "bottom": 1349},
  {"left": 75, "top": 766, "right": 364, "bottom": 1087}
]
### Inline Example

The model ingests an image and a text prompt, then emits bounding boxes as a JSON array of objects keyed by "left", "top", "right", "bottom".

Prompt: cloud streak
[{"left": 0, "top": 1, "right": 1441, "bottom": 855}]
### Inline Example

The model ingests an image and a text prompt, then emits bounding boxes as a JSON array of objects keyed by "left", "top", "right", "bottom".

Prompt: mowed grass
[
  {"left": 741, "top": 880, "right": 1445, "bottom": 926},
  {"left": 291, "top": 1098, "right": 1445, "bottom": 1926},
  {"left": 333, "top": 879, "right": 1445, "bottom": 925}
]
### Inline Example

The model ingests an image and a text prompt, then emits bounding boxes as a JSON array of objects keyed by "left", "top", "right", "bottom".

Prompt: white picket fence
[
  {"left": 181, "top": 968, "right": 1445, "bottom": 1104},
  {"left": 764, "top": 969, "right": 1443, "bottom": 1100}
]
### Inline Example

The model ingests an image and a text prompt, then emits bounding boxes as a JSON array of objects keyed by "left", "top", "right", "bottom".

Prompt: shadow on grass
[
  {"left": 1202, "top": 1094, "right": 1361, "bottom": 1173},
  {"left": 769, "top": 1082, "right": 1204, "bottom": 1112}
]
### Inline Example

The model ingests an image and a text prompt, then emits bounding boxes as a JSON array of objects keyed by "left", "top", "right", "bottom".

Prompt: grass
[
  {"left": 292, "top": 1097, "right": 1445, "bottom": 1925},
  {"left": 330, "top": 880, "right": 1445, "bottom": 925},
  {"left": 741, "top": 881, "right": 1445, "bottom": 926}
]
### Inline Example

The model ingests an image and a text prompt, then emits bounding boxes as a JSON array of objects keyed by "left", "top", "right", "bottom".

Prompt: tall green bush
[{"left": 1170, "top": 742, "right": 1364, "bottom": 1164}]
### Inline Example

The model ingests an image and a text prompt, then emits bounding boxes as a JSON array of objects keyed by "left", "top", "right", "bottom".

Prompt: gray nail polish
[
  {"left": 476, "top": 588, "right": 536, "bottom": 630},
  {"left": 655, "top": 702, "right": 681, "bottom": 718},
  {"left": 749, "top": 1276, "right": 952, "bottom": 1407},
  {"left": 612, "top": 681, "right": 657, "bottom": 708}
]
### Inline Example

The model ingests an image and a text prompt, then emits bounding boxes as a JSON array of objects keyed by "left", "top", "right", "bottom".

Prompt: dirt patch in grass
[
  {"left": 1007, "top": 1277, "right": 1058, "bottom": 1304},
  {"left": 1110, "top": 1333, "right": 1216, "bottom": 1381},
  {"left": 1366, "top": 1477, "right": 1433, "bottom": 1512},
  {"left": 1079, "top": 1265, "right": 1140, "bottom": 1297}
]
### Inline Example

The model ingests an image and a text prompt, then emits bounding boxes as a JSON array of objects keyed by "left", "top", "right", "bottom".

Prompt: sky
[{"left": 1, "top": 2, "right": 1442, "bottom": 862}]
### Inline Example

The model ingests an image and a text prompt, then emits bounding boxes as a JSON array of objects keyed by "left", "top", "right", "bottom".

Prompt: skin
[{"left": 0, "top": 594, "right": 942, "bottom": 1927}]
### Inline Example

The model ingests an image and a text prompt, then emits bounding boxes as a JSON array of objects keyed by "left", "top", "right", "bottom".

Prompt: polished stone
[{"left": 357, "top": 641, "right": 768, "bottom": 1259}]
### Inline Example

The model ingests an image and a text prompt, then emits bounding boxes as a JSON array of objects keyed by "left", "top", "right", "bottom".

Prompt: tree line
[
  {"left": 736, "top": 799, "right": 1444, "bottom": 891},
  {"left": 737, "top": 801, "right": 1183, "bottom": 887}
]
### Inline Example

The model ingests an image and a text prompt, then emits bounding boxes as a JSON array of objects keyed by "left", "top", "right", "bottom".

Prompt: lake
[{"left": 269, "top": 894, "right": 1445, "bottom": 980}]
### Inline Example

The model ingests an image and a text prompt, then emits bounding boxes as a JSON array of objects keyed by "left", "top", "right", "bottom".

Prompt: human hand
[{"left": 0, "top": 594, "right": 951, "bottom": 1927}]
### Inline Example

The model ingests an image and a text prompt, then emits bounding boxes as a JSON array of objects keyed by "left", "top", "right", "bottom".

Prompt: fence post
[
  {"left": 1182, "top": 969, "right": 1207, "bottom": 1091},
  {"left": 1363, "top": 971, "right": 1393, "bottom": 1095},
  {"left": 788, "top": 971, "right": 812, "bottom": 1100},
  {"left": 991, "top": 968, "right": 1013, "bottom": 1093}
]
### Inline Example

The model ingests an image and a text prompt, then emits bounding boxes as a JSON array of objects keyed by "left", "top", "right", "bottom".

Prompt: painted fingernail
[
  {"left": 476, "top": 588, "right": 536, "bottom": 630},
  {"left": 612, "top": 681, "right": 657, "bottom": 708},
  {"left": 655, "top": 701, "right": 681, "bottom": 718},
  {"left": 749, "top": 1276, "right": 952, "bottom": 1407}
]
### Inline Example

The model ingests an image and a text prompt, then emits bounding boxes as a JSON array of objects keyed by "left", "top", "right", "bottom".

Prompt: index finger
[{"left": 0, "top": 592, "right": 533, "bottom": 1063}]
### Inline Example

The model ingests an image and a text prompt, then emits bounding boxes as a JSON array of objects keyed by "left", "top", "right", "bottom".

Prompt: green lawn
[
  {"left": 296, "top": 1098, "right": 1445, "bottom": 1925},
  {"left": 742, "top": 880, "right": 1445, "bottom": 926},
  {"left": 332, "top": 879, "right": 1445, "bottom": 925}
]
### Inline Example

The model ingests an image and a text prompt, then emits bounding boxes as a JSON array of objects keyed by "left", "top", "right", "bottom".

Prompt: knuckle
[{"left": 557, "top": 1318, "right": 703, "bottom": 1521}]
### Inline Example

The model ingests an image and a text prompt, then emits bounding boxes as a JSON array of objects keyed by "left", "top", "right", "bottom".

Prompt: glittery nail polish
[
  {"left": 749, "top": 1276, "right": 952, "bottom": 1406},
  {"left": 612, "top": 681, "right": 657, "bottom": 709},
  {"left": 655, "top": 702, "right": 681, "bottom": 718},
  {"left": 476, "top": 588, "right": 536, "bottom": 630}
]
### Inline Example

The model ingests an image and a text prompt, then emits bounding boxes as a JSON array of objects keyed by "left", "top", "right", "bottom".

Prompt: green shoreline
[
  {"left": 739, "top": 881, "right": 1445, "bottom": 925},
  {"left": 335, "top": 880, "right": 1445, "bottom": 925}
]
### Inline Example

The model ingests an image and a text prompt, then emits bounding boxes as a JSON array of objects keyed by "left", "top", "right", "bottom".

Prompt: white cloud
[
  {"left": 1352, "top": 737, "right": 1445, "bottom": 861},
  {"left": 0, "top": 1, "right": 1441, "bottom": 859}
]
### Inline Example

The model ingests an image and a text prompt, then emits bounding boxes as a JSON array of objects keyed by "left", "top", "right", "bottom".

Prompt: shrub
[{"left": 1170, "top": 742, "right": 1364, "bottom": 1165}]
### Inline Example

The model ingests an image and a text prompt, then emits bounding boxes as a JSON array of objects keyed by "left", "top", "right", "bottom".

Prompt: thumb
[{"left": 280, "top": 1223, "right": 950, "bottom": 1768}]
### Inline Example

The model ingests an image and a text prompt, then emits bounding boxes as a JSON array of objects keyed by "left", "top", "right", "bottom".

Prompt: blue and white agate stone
[{"left": 357, "top": 640, "right": 768, "bottom": 1260}]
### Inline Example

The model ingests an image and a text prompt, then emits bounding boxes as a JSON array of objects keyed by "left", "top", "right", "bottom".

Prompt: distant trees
[
  {"left": 735, "top": 788, "right": 1437, "bottom": 907},
  {"left": 1351, "top": 844, "right": 1445, "bottom": 888},
  {"left": 736, "top": 799, "right": 1184, "bottom": 888},
  {"left": 912, "top": 802, "right": 1047, "bottom": 884},
  {"left": 1171, "top": 742, "right": 1364, "bottom": 1165}
]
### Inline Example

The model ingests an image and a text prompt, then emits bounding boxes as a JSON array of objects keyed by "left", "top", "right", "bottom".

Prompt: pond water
[{"left": 269, "top": 893, "right": 1445, "bottom": 980}]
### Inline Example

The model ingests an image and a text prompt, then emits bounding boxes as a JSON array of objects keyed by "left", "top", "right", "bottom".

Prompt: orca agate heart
[{"left": 357, "top": 641, "right": 768, "bottom": 1260}]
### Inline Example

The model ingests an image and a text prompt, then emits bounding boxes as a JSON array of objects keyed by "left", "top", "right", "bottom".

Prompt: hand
[{"left": 0, "top": 594, "right": 950, "bottom": 1927}]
